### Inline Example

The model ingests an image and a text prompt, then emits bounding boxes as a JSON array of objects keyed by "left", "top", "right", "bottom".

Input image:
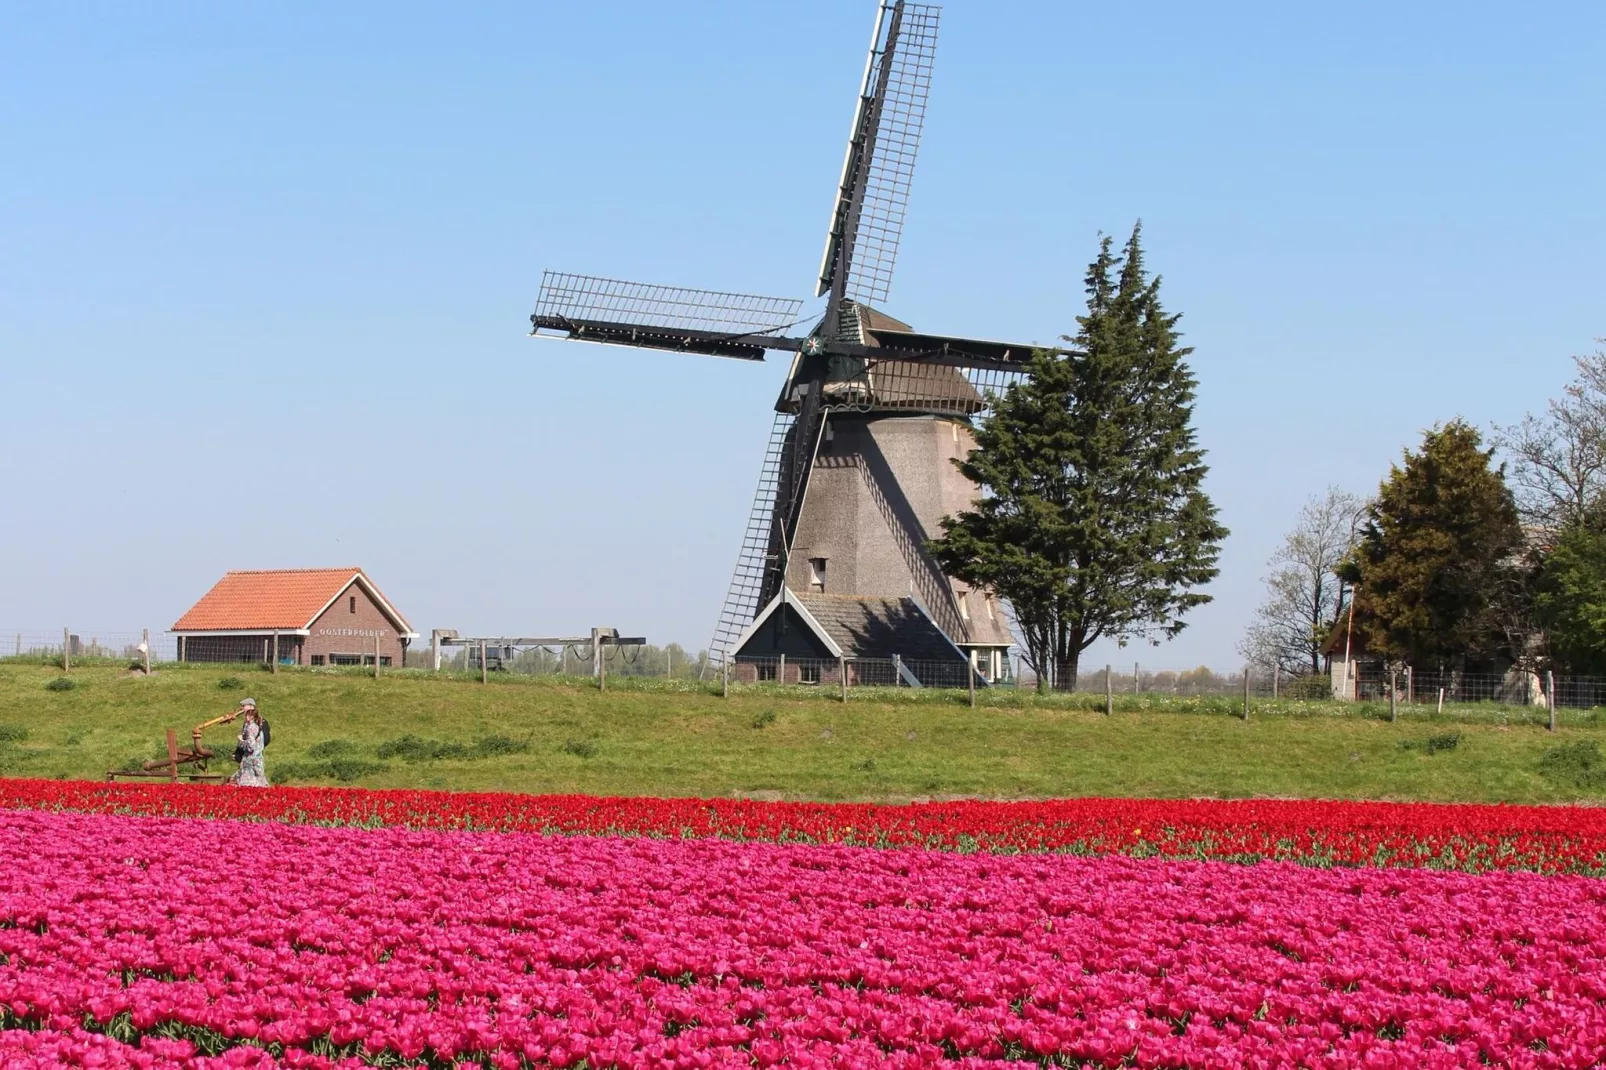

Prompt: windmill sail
[
  {"left": 532, "top": 272, "right": 805, "bottom": 360},
  {"left": 815, "top": 2, "right": 940, "bottom": 311}
]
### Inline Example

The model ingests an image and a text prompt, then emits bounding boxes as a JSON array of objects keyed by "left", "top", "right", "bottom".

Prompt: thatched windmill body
[{"left": 531, "top": 2, "right": 1041, "bottom": 680}]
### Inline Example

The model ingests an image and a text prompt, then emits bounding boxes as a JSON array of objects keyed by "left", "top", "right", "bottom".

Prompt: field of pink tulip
[{"left": 3, "top": 806, "right": 1606, "bottom": 1068}]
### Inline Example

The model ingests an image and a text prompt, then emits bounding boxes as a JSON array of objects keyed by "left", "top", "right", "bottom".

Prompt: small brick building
[{"left": 171, "top": 568, "right": 418, "bottom": 667}]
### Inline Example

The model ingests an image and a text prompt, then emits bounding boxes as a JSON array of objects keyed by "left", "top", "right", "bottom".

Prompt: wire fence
[
  {"left": 6, "top": 626, "right": 1606, "bottom": 714},
  {"left": 2, "top": 629, "right": 174, "bottom": 666}
]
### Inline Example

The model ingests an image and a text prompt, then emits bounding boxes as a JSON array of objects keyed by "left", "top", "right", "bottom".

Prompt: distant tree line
[{"left": 1241, "top": 340, "right": 1606, "bottom": 677}]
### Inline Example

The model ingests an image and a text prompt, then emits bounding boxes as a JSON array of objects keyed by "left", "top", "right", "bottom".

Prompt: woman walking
[{"left": 228, "top": 698, "right": 270, "bottom": 788}]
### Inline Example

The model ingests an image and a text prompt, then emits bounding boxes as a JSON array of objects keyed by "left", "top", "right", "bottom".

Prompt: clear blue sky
[{"left": 2, "top": 1, "right": 1602, "bottom": 668}]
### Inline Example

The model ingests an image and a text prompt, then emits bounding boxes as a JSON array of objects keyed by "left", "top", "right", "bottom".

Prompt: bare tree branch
[
  {"left": 1238, "top": 487, "right": 1365, "bottom": 675},
  {"left": 1493, "top": 341, "right": 1606, "bottom": 528}
]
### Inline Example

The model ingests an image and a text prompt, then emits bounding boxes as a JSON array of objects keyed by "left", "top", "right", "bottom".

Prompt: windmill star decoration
[{"left": 531, "top": 2, "right": 1041, "bottom": 682}]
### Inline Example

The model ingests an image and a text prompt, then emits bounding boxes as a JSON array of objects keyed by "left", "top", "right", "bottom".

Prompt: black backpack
[{"left": 259, "top": 718, "right": 271, "bottom": 748}]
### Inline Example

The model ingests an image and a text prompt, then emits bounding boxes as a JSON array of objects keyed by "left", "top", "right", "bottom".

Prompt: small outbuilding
[
  {"left": 171, "top": 567, "right": 418, "bottom": 666},
  {"left": 730, "top": 589, "right": 978, "bottom": 686}
]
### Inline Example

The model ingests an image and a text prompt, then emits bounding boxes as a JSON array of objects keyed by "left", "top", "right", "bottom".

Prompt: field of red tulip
[
  {"left": 2, "top": 777, "right": 1606, "bottom": 874},
  {"left": 4, "top": 782, "right": 1606, "bottom": 1068}
]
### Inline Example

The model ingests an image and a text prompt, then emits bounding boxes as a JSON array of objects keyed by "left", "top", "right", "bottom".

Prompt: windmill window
[
  {"left": 349, "top": 596, "right": 356, "bottom": 615},
  {"left": 958, "top": 591, "right": 971, "bottom": 620},
  {"left": 809, "top": 558, "right": 828, "bottom": 592},
  {"left": 798, "top": 662, "right": 821, "bottom": 685},
  {"left": 985, "top": 594, "right": 996, "bottom": 621}
]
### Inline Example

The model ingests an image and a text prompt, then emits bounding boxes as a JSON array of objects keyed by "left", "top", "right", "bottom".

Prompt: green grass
[{"left": 1, "top": 662, "right": 1603, "bottom": 803}]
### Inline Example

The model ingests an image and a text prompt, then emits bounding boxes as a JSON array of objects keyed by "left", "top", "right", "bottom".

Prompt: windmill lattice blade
[
  {"left": 707, "top": 410, "right": 797, "bottom": 667},
  {"left": 534, "top": 273, "right": 804, "bottom": 337},
  {"left": 847, "top": 3, "right": 939, "bottom": 308}
]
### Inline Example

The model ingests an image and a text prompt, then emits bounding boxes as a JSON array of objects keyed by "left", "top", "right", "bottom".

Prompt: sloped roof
[
  {"left": 794, "top": 592, "right": 962, "bottom": 661},
  {"left": 171, "top": 568, "right": 414, "bottom": 635},
  {"left": 850, "top": 302, "right": 986, "bottom": 413},
  {"left": 1320, "top": 603, "right": 1367, "bottom": 658}
]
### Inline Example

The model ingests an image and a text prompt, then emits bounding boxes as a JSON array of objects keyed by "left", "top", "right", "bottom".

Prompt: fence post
[
  {"left": 142, "top": 628, "right": 151, "bottom": 676},
  {"left": 166, "top": 728, "right": 179, "bottom": 783},
  {"left": 1104, "top": 664, "right": 1112, "bottom": 716},
  {"left": 778, "top": 653, "right": 786, "bottom": 685},
  {"left": 1272, "top": 664, "right": 1279, "bottom": 700},
  {"left": 599, "top": 642, "right": 608, "bottom": 692},
  {"left": 1547, "top": 670, "right": 1557, "bottom": 733},
  {"left": 1134, "top": 661, "right": 1140, "bottom": 695},
  {"left": 431, "top": 632, "right": 441, "bottom": 672},
  {"left": 722, "top": 657, "right": 729, "bottom": 698},
  {"left": 840, "top": 656, "right": 848, "bottom": 703},
  {"left": 271, "top": 631, "right": 280, "bottom": 674},
  {"left": 1242, "top": 668, "right": 1250, "bottom": 721},
  {"left": 1389, "top": 668, "right": 1398, "bottom": 723},
  {"left": 968, "top": 658, "right": 977, "bottom": 708},
  {"left": 1436, "top": 687, "right": 1445, "bottom": 715},
  {"left": 893, "top": 654, "right": 902, "bottom": 687},
  {"left": 480, "top": 640, "right": 488, "bottom": 685},
  {"left": 63, "top": 627, "right": 70, "bottom": 673},
  {"left": 1406, "top": 666, "right": 1414, "bottom": 705},
  {"left": 373, "top": 635, "right": 381, "bottom": 679}
]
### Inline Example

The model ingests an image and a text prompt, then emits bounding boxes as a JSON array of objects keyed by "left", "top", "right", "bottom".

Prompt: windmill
[{"left": 530, "top": 2, "right": 1043, "bottom": 681}]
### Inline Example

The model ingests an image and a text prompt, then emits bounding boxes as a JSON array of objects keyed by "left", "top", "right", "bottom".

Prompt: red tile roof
[{"left": 171, "top": 568, "right": 412, "bottom": 633}]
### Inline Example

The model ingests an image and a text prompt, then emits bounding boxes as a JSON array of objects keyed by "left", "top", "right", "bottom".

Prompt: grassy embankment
[{"left": 0, "top": 661, "right": 1603, "bottom": 803}]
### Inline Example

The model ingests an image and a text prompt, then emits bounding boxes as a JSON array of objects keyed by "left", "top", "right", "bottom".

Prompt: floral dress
[{"left": 229, "top": 719, "right": 269, "bottom": 788}]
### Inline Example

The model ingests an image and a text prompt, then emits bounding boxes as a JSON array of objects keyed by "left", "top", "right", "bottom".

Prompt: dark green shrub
[
  {"left": 1280, "top": 673, "right": 1332, "bottom": 700},
  {"left": 561, "top": 739, "right": 599, "bottom": 759},
  {"left": 470, "top": 735, "right": 528, "bottom": 757},
  {"left": 321, "top": 758, "right": 384, "bottom": 782},
  {"left": 216, "top": 677, "right": 243, "bottom": 691},
  {"left": 372, "top": 735, "right": 528, "bottom": 762},
  {"left": 376, "top": 735, "right": 468, "bottom": 762},
  {"left": 1539, "top": 740, "right": 1606, "bottom": 789},
  {"left": 274, "top": 758, "right": 385, "bottom": 783},
  {"left": 853, "top": 756, "right": 878, "bottom": 772},
  {"left": 0, "top": 724, "right": 26, "bottom": 743},
  {"left": 1424, "top": 731, "right": 1462, "bottom": 754},
  {"left": 44, "top": 677, "right": 75, "bottom": 692},
  {"left": 750, "top": 709, "right": 778, "bottom": 729}
]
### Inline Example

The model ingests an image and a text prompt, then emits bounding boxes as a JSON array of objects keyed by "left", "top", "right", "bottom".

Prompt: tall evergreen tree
[
  {"left": 1343, "top": 421, "right": 1524, "bottom": 666},
  {"left": 930, "top": 224, "right": 1226, "bottom": 689}
]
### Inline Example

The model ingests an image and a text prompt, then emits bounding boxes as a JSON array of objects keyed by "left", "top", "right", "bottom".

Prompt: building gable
[
  {"left": 307, "top": 580, "right": 408, "bottom": 653},
  {"left": 733, "top": 602, "right": 839, "bottom": 660}
]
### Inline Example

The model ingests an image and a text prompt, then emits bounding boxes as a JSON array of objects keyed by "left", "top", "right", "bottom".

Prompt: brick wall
[{"left": 303, "top": 582, "right": 408, "bottom": 666}]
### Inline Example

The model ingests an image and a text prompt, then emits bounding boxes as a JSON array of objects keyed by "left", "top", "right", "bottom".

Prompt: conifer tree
[
  {"left": 930, "top": 224, "right": 1226, "bottom": 689},
  {"left": 1343, "top": 421, "right": 1524, "bottom": 666}
]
